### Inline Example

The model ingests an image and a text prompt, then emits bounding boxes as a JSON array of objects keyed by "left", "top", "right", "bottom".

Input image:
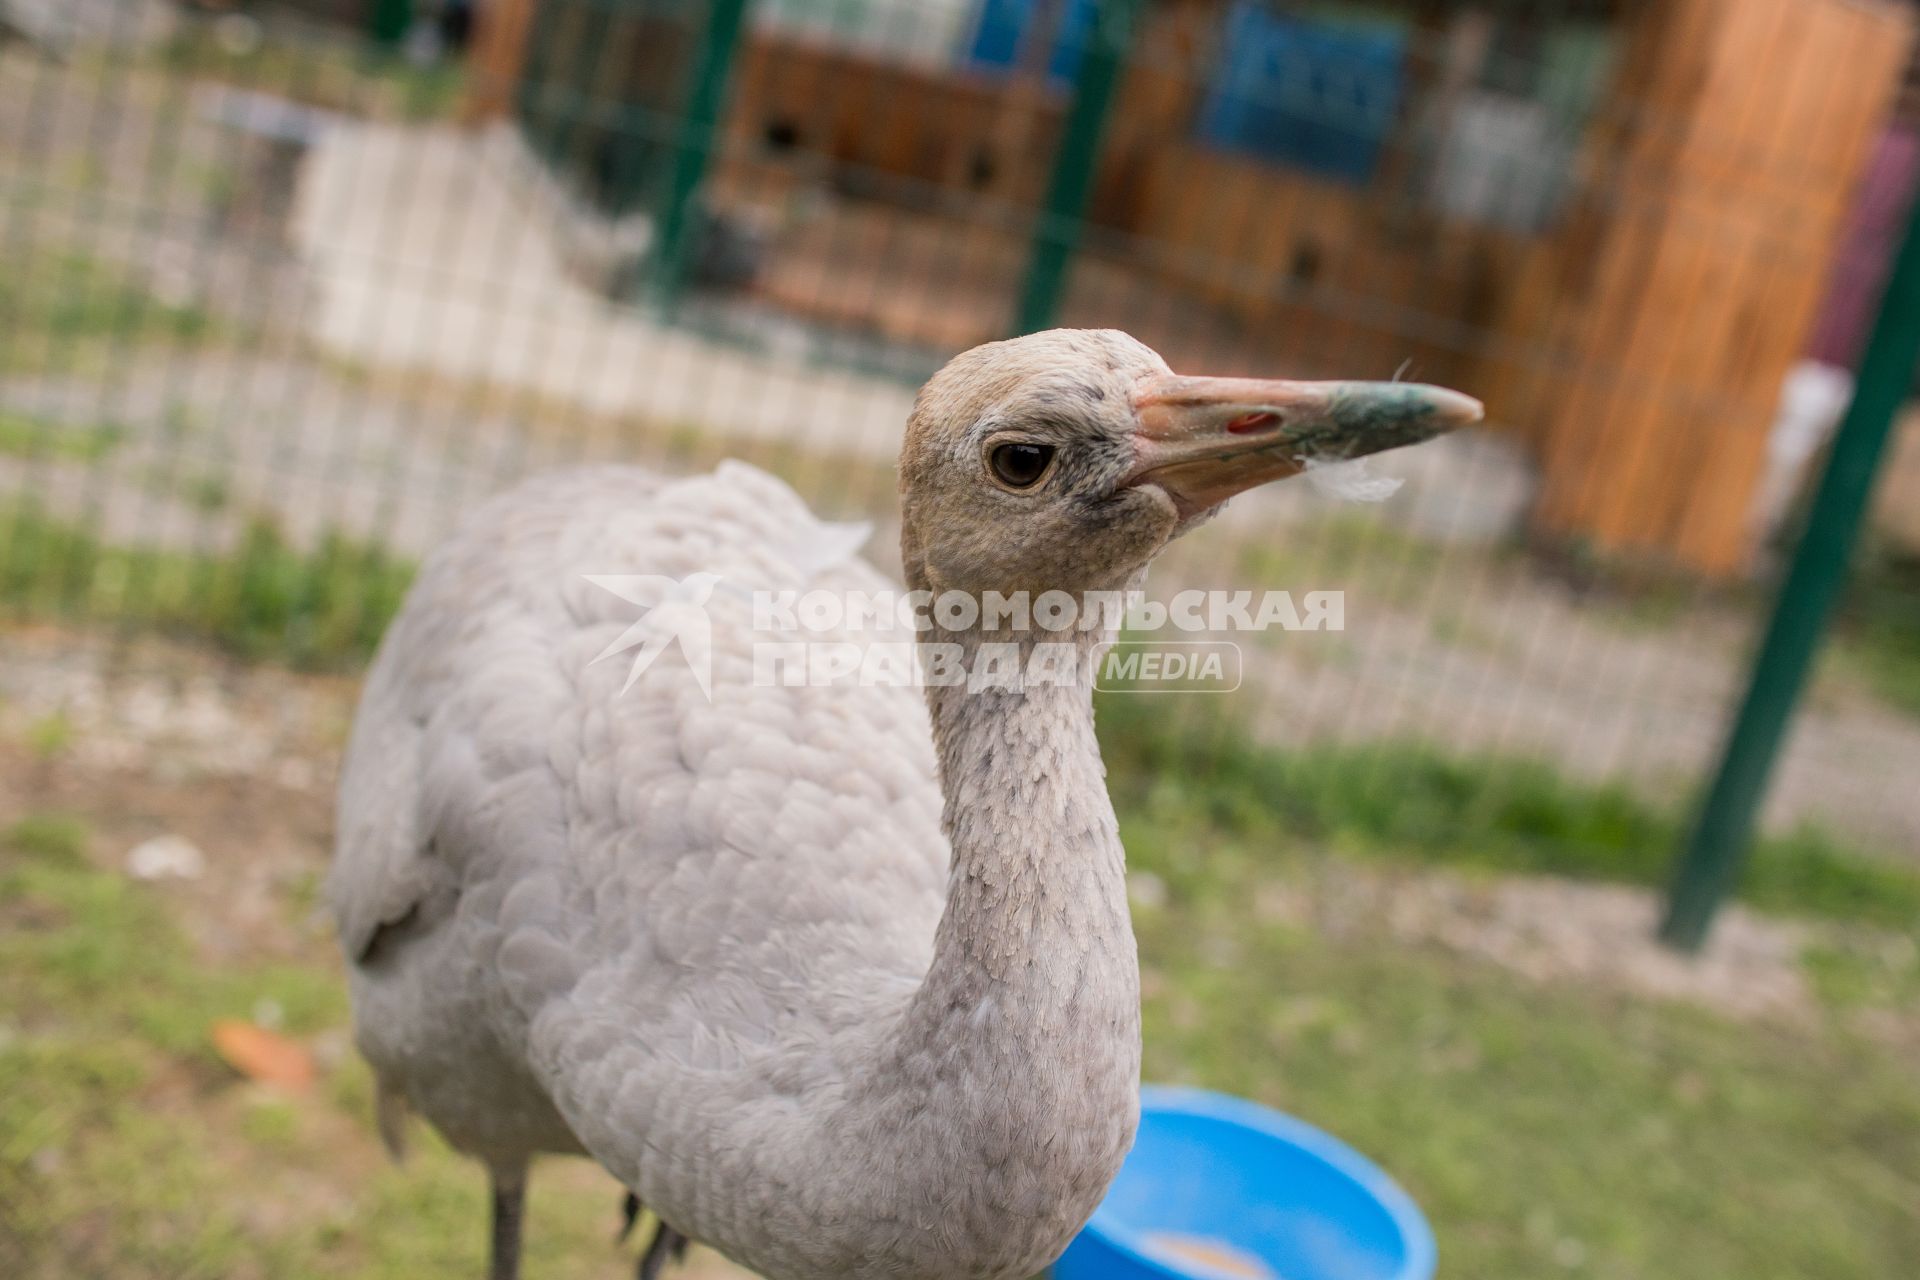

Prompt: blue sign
[
  {"left": 1196, "top": 2, "right": 1408, "bottom": 185},
  {"left": 966, "top": 0, "right": 1099, "bottom": 83}
]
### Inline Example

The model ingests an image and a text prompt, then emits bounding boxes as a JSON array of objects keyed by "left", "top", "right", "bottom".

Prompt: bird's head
[{"left": 898, "top": 329, "right": 1482, "bottom": 598}]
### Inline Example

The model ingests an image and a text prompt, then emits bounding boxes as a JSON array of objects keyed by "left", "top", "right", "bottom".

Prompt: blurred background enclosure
[
  {"left": 4, "top": 1, "right": 1920, "bottom": 1277},
  {"left": 6, "top": 0, "right": 1920, "bottom": 845}
]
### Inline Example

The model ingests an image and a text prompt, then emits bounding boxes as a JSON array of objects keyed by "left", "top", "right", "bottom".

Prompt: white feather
[{"left": 1301, "top": 453, "right": 1405, "bottom": 503}]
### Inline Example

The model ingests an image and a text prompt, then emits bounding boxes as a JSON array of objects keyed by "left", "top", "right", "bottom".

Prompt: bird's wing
[
  {"left": 331, "top": 672, "right": 433, "bottom": 965},
  {"left": 329, "top": 467, "right": 642, "bottom": 964},
  {"left": 331, "top": 463, "right": 946, "bottom": 1174}
]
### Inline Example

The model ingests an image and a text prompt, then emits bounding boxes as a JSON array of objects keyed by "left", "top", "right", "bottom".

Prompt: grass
[
  {"left": 0, "top": 412, "right": 127, "bottom": 463},
  {"left": 1829, "top": 545, "right": 1920, "bottom": 721},
  {"left": 0, "top": 254, "right": 219, "bottom": 375},
  {"left": 160, "top": 467, "right": 235, "bottom": 513},
  {"left": 1, "top": 814, "right": 545, "bottom": 1278},
  {"left": 24, "top": 714, "right": 73, "bottom": 762},
  {"left": 1095, "top": 695, "right": 1920, "bottom": 929},
  {"left": 155, "top": 18, "right": 467, "bottom": 123},
  {"left": 0, "top": 812, "right": 637, "bottom": 1280},
  {"left": 1802, "top": 934, "right": 1920, "bottom": 1011},
  {"left": 2, "top": 781, "right": 1916, "bottom": 1278},
  {"left": 2, "top": 814, "right": 89, "bottom": 866},
  {"left": 1233, "top": 513, "right": 1454, "bottom": 607},
  {"left": 1130, "top": 900, "right": 1920, "bottom": 1280},
  {"left": 0, "top": 507, "right": 411, "bottom": 671},
  {"left": 1099, "top": 709, "right": 1920, "bottom": 1278}
]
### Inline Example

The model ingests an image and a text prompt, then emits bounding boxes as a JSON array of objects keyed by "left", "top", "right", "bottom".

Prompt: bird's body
[
  {"left": 333, "top": 461, "right": 1137, "bottom": 1278},
  {"left": 331, "top": 330, "right": 1479, "bottom": 1280}
]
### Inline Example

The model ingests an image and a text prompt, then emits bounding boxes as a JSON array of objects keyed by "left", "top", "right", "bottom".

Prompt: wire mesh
[{"left": 3, "top": 0, "right": 1911, "bottom": 839}]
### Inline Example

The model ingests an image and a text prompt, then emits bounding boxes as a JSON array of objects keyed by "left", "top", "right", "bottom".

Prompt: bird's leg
[
  {"left": 637, "top": 1220, "right": 689, "bottom": 1280},
  {"left": 617, "top": 1190, "right": 642, "bottom": 1243},
  {"left": 488, "top": 1166, "right": 528, "bottom": 1280}
]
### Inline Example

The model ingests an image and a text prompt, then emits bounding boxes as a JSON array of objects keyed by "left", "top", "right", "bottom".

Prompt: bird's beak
[{"left": 1122, "top": 373, "right": 1484, "bottom": 518}]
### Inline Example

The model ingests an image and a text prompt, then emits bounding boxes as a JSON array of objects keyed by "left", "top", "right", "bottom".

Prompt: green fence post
[
  {"left": 1660, "top": 191, "right": 1920, "bottom": 952},
  {"left": 1013, "top": 0, "right": 1143, "bottom": 336},
  {"left": 369, "top": 0, "right": 413, "bottom": 45},
  {"left": 651, "top": 0, "right": 753, "bottom": 309}
]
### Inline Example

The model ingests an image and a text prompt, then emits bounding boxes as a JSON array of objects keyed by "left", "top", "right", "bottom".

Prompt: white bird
[{"left": 328, "top": 329, "right": 1479, "bottom": 1280}]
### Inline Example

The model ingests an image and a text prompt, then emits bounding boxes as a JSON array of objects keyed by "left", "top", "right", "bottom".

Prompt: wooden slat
[
  {"left": 1495, "top": 0, "right": 1913, "bottom": 573},
  {"left": 465, "top": 0, "right": 540, "bottom": 122}
]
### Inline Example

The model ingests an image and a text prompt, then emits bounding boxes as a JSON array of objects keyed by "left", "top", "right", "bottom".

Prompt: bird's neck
[
  {"left": 915, "top": 629, "right": 1140, "bottom": 1058},
  {"left": 844, "top": 625, "right": 1142, "bottom": 1274}
]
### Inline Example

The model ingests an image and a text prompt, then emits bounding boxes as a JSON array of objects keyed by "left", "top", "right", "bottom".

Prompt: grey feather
[
  {"left": 330, "top": 458, "right": 1133, "bottom": 1278},
  {"left": 329, "top": 331, "right": 1432, "bottom": 1279}
]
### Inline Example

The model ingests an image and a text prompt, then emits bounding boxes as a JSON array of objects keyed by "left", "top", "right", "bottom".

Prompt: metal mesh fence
[{"left": 3, "top": 0, "right": 1915, "bottom": 854}]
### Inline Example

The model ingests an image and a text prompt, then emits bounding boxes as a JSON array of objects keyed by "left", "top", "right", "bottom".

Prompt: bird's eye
[{"left": 989, "top": 443, "right": 1055, "bottom": 489}]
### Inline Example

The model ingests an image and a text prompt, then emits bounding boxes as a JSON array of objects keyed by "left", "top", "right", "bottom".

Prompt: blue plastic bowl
[{"left": 1051, "top": 1087, "right": 1435, "bottom": 1280}]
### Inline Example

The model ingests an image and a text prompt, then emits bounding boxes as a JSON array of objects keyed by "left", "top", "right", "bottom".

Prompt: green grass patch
[
  {"left": 138, "top": 462, "right": 237, "bottom": 513},
  {"left": 24, "top": 712, "right": 74, "bottom": 761},
  {"left": 1830, "top": 546, "right": 1920, "bottom": 720},
  {"left": 1103, "top": 698, "right": 1920, "bottom": 1274},
  {"left": 0, "top": 825, "right": 630, "bottom": 1280},
  {"left": 178, "top": 470, "right": 234, "bottom": 513},
  {"left": 1, "top": 816, "right": 346, "bottom": 1054},
  {"left": 1234, "top": 513, "right": 1454, "bottom": 606},
  {"left": 1097, "top": 695, "right": 1920, "bottom": 929},
  {"left": 156, "top": 19, "right": 467, "bottom": 122},
  {"left": 0, "top": 254, "right": 218, "bottom": 373},
  {"left": 1133, "top": 901, "right": 1920, "bottom": 1280},
  {"left": 1801, "top": 933, "right": 1920, "bottom": 1011},
  {"left": 3, "top": 813, "right": 90, "bottom": 867},
  {"left": 3, "top": 797, "right": 1917, "bottom": 1277},
  {"left": 0, "top": 506, "right": 413, "bottom": 670},
  {"left": 0, "top": 411, "right": 128, "bottom": 463}
]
